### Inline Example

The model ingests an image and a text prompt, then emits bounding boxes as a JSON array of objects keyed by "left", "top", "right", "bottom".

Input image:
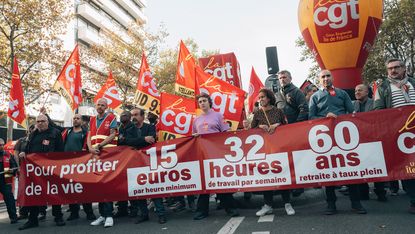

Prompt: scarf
[{"left": 388, "top": 76, "right": 410, "bottom": 102}]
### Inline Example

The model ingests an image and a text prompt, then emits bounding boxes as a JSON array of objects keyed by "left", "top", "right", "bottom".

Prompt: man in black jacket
[
  {"left": 131, "top": 108, "right": 167, "bottom": 224},
  {"left": 114, "top": 110, "right": 141, "bottom": 218},
  {"left": 18, "top": 114, "right": 65, "bottom": 230}
]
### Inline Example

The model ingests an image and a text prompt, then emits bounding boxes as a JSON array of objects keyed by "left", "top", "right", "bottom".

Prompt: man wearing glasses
[
  {"left": 18, "top": 114, "right": 65, "bottom": 230},
  {"left": 373, "top": 58, "right": 415, "bottom": 214},
  {"left": 309, "top": 70, "right": 366, "bottom": 215}
]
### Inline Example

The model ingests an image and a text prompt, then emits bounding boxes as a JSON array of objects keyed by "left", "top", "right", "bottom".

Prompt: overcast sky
[{"left": 145, "top": 0, "right": 313, "bottom": 91}]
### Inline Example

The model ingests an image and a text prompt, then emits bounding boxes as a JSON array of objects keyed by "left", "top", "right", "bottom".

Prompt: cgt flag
[
  {"left": 159, "top": 92, "right": 195, "bottom": 141},
  {"left": 248, "top": 67, "right": 264, "bottom": 113},
  {"left": 175, "top": 40, "right": 197, "bottom": 99},
  {"left": 8, "top": 57, "right": 27, "bottom": 128},
  {"left": 53, "top": 45, "right": 83, "bottom": 111},
  {"left": 195, "top": 67, "right": 246, "bottom": 131},
  {"left": 94, "top": 71, "right": 122, "bottom": 112},
  {"left": 134, "top": 52, "right": 160, "bottom": 116}
]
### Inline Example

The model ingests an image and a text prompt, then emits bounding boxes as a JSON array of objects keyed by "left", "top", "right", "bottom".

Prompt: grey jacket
[{"left": 352, "top": 98, "right": 373, "bottom": 113}]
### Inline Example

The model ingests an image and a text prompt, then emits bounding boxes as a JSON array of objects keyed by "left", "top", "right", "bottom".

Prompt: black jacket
[
  {"left": 26, "top": 127, "right": 64, "bottom": 153},
  {"left": 136, "top": 123, "right": 156, "bottom": 148},
  {"left": 118, "top": 122, "right": 142, "bottom": 148},
  {"left": 275, "top": 83, "right": 308, "bottom": 123}
]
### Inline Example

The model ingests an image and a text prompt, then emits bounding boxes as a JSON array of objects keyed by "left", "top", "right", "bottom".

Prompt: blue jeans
[{"left": 98, "top": 202, "right": 113, "bottom": 217}]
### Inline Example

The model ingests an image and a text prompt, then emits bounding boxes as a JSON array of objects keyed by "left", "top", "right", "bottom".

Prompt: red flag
[
  {"left": 159, "top": 92, "right": 195, "bottom": 141},
  {"left": 8, "top": 57, "right": 26, "bottom": 127},
  {"left": 195, "top": 67, "right": 246, "bottom": 131},
  {"left": 248, "top": 67, "right": 264, "bottom": 113},
  {"left": 175, "top": 40, "right": 197, "bottom": 98},
  {"left": 134, "top": 52, "right": 160, "bottom": 116},
  {"left": 94, "top": 71, "right": 122, "bottom": 111},
  {"left": 53, "top": 45, "right": 82, "bottom": 111}
]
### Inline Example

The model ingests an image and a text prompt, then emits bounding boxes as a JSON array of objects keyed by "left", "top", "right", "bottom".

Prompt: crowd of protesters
[{"left": 0, "top": 58, "right": 414, "bottom": 230}]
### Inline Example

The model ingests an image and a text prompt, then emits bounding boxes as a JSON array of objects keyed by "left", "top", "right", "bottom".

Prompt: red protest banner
[
  {"left": 199, "top": 52, "right": 242, "bottom": 89},
  {"left": 247, "top": 67, "right": 264, "bottom": 113},
  {"left": 94, "top": 71, "right": 122, "bottom": 112},
  {"left": 134, "top": 52, "right": 160, "bottom": 116},
  {"left": 18, "top": 106, "right": 415, "bottom": 206},
  {"left": 8, "top": 57, "right": 27, "bottom": 127},
  {"left": 158, "top": 92, "right": 195, "bottom": 141},
  {"left": 175, "top": 40, "right": 197, "bottom": 98},
  {"left": 53, "top": 45, "right": 83, "bottom": 111},
  {"left": 195, "top": 67, "right": 246, "bottom": 131}
]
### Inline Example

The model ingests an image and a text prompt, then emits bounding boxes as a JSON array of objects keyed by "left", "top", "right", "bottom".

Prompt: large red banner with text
[{"left": 18, "top": 107, "right": 415, "bottom": 206}]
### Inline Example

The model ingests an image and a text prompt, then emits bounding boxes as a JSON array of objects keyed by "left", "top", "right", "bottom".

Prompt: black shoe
[
  {"left": 193, "top": 212, "right": 208, "bottom": 220},
  {"left": 18, "top": 221, "right": 39, "bottom": 230},
  {"left": 377, "top": 194, "right": 387, "bottom": 202},
  {"left": 10, "top": 218, "right": 18, "bottom": 224},
  {"left": 135, "top": 215, "right": 149, "bottom": 224},
  {"left": 351, "top": 202, "right": 367, "bottom": 214},
  {"left": 158, "top": 216, "right": 167, "bottom": 224},
  {"left": 86, "top": 213, "right": 96, "bottom": 221},
  {"left": 113, "top": 211, "right": 128, "bottom": 218},
  {"left": 67, "top": 213, "right": 79, "bottom": 221},
  {"left": 55, "top": 218, "right": 66, "bottom": 226},
  {"left": 17, "top": 215, "right": 28, "bottom": 220},
  {"left": 225, "top": 209, "right": 239, "bottom": 217},
  {"left": 38, "top": 213, "right": 46, "bottom": 221},
  {"left": 325, "top": 202, "right": 337, "bottom": 215},
  {"left": 292, "top": 189, "right": 304, "bottom": 198}
]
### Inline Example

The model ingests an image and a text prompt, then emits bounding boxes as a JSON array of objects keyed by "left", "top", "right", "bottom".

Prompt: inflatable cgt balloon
[{"left": 298, "top": 0, "right": 383, "bottom": 89}]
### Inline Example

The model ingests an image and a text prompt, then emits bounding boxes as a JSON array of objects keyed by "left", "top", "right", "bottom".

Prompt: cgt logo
[
  {"left": 160, "top": 99, "right": 193, "bottom": 135},
  {"left": 398, "top": 111, "right": 415, "bottom": 154},
  {"left": 313, "top": 0, "right": 359, "bottom": 29}
]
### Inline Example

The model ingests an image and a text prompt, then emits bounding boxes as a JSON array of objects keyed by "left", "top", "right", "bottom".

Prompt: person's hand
[
  {"left": 145, "top": 136, "right": 155, "bottom": 144},
  {"left": 259, "top": 125, "right": 269, "bottom": 132},
  {"left": 326, "top": 112, "right": 337, "bottom": 118},
  {"left": 89, "top": 146, "right": 100, "bottom": 155},
  {"left": 268, "top": 124, "right": 279, "bottom": 134},
  {"left": 18, "top": 152, "right": 26, "bottom": 160}
]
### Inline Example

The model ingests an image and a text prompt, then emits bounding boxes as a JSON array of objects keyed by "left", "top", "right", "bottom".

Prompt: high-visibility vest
[{"left": 89, "top": 113, "right": 118, "bottom": 148}]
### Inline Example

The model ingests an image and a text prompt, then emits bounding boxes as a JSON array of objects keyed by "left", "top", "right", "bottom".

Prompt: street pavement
[{"left": 0, "top": 188, "right": 414, "bottom": 234}]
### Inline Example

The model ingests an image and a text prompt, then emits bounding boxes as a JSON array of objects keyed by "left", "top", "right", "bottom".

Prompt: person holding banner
[
  {"left": 130, "top": 107, "right": 167, "bottom": 224},
  {"left": 373, "top": 58, "right": 415, "bottom": 214},
  {"left": 192, "top": 93, "right": 239, "bottom": 220},
  {"left": 18, "top": 114, "right": 65, "bottom": 230},
  {"left": 309, "top": 70, "right": 366, "bottom": 215},
  {"left": 251, "top": 88, "right": 295, "bottom": 216},
  {"left": 0, "top": 138, "right": 18, "bottom": 224},
  {"left": 87, "top": 98, "right": 117, "bottom": 228}
]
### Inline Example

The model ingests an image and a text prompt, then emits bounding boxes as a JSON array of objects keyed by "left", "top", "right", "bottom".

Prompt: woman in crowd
[{"left": 251, "top": 88, "right": 295, "bottom": 217}]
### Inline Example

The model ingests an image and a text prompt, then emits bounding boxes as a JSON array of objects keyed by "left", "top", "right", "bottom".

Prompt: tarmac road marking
[
  {"left": 217, "top": 216, "right": 245, "bottom": 234},
  {"left": 258, "top": 214, "right": 274, "bottom": 223}
]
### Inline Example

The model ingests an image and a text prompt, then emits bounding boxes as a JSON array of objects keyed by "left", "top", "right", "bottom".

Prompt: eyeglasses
[
  {"left": 320, "top": 74, "right": 331, "bottom": 78},
  {"left": 36, "top": 120, "right": 46, "bottom": 123},
  {"left": 387, "top": 66, "right": 402, "bottom": 71}
]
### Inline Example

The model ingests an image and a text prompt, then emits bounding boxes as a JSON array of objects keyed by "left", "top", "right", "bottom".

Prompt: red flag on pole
[
  {"left": 175, "top": 40, "right": 197, "bottom": 98},
  {"left": 94, "top": 71, "right": 122, "bottom": 111},
  {"left": 248, "top": 67, "right": 264, "bottom": 113},
  {"left": 134, "top": 52, "right": 160, "bottom": 116},
  {"left": 8, "top": 57, "right": 27, "bottom": 127},
  {"left": 53, "top": 45, "right": 83, "bottom": 111}
]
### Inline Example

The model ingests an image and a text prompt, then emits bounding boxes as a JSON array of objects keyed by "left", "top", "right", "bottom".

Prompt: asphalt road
[{"left": 1, "top": 188, "right": 414, "bottom": 234}]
